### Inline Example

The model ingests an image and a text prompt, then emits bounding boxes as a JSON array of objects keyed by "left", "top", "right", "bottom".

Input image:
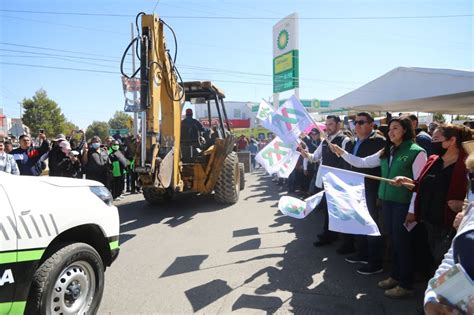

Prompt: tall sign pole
[
  {"left": 131, "top": 23, "right": 138, "bottom": 137},
  {"left": 272, "top": 13, "right": 299, "bottom": 109}
]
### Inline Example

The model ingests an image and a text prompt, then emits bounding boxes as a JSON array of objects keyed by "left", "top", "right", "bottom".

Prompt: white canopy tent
[{"left": 330, "top": 67, "right": 474, "bottom": 115}]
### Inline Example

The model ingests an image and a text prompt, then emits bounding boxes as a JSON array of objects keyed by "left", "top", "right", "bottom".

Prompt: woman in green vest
[{"left": 330, "top": 117, "right": 427, "bottom": 299}]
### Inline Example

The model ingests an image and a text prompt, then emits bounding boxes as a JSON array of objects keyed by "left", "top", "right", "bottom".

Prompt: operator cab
[{"left": 180, "top": 81, "right": 231, "bottom": 162}]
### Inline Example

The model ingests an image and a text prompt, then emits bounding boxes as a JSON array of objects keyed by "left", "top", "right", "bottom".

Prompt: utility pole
[{"left": 131, "top": 23, "right": 138, "bottom": 137}]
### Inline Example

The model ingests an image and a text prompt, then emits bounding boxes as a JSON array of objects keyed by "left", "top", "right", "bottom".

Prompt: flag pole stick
[{"left": 320, "top": 165, "right": 415, "bottom": 189}]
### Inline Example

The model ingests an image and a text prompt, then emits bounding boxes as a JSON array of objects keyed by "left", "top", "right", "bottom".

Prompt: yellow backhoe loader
[{"left": 121, "top": 13, "right": 244, "bottom": 205}]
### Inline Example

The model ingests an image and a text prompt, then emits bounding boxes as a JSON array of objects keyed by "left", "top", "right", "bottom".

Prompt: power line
[
  {"left": 0, "top": 43, "right": 363, "bottom": 84},
  {"left": 0, "top": 9, "right": 133, "bottom": 17},
  {"left": 152, "top": 0, "right": 161, "bottom": 13},
  {"left": 0, "top": 42, "right": 123, "bottom": 59},
  {"left": 0, "top": 62, "right": 348, "bottom": 90},
  {"left": 160, "top": 14, "right": 474, "bottom": 20},
  {"left": 0, "top": 62, "right": 118, "bottom": 74},
  {"left": 0, "top": 15, "right": 128, "bottom": 35},
  {"left": 0, "top": 9, "right": 471, "bottom": 20},
  {"left": 0, "top": 48, "right": 124, "bottom": 63}
]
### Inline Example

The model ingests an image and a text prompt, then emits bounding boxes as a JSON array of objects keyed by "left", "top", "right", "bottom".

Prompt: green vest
[
  {"left": 378, "top": 140, "right": 424, "bottom": 204},
  {"left": 109, "top": 148, "right": 122, "bottom": 177}
]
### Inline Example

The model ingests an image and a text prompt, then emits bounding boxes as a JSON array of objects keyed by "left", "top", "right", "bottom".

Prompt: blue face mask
[{"left": 91, "top": 143, "right": 100, "bottom": 150}]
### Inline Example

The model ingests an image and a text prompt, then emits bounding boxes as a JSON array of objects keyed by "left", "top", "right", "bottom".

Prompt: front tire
[
  {"left": 26, "top": 243, "right": 105, "bottom": 315},
  {"left": 214, "top": 152, "right": 240, "bottom": 204}
]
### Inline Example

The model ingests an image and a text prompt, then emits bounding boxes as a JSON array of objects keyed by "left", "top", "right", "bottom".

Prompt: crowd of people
[
  {"left": 292, "top": 112, "right": 473, "bottom": 313},
  {"left": 0, "top": 130, "right": 140, "bottom": 200},
  {"left": 1, "top": 112, "right": 473, "bottom": 313}
]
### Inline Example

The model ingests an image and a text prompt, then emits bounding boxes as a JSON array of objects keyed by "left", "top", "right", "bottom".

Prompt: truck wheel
[
  {"left": 142, "top": 187, "right": 169, "bottom": 205},
  {"left": 214, "top": 152, "right": 240, "bottom": 204},
  {"left": 26, "top": 243, "right": 104, "bottom": 315},
  {"left": 238, "top": 162, "right": 245, "bottom": 191}
]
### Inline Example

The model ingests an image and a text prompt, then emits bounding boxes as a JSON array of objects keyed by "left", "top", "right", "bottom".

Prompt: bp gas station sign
[{"left": 273, "top": 13, "right": 299, "bottom": 94}]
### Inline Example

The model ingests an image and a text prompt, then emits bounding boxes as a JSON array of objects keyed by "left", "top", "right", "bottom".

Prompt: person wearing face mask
[
  {"left": 82, "top": 136, "right": 112, "bottom": 188},
  {"left": 330, "top": 116, "right": 427, "bottom": 298},
  {"left": 393, "top": 125, "right": 472, "bottom": 271},
  {"left": 108, "top": 140, "right": 130, "bottom": 200},
  {"left": 424, "top": 142, "right": 474, "bottom": 315}
]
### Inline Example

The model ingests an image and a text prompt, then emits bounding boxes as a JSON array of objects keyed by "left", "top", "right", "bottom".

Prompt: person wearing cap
[
  {"left": 83, "top": 136, "right": 112, "bottom": 187},
  {"left": 0, "top": 140, "right": 20, "bottom": 175},
  {"left": 10, "top": 133, "right": 50, "bottom": 176},
  {"left": 48, "top": 134, "right": 68, "bottom": 176},
  {"left": 50, "top": 140, "right": 81, "bottom": 178},
  {"left": 181, "top": 108, "right": 205, "bottom": 145}
]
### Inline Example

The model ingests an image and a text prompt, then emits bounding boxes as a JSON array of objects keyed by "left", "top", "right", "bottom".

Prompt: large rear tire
[
  {"left": 214, "top": 152, "right": 240, "bottom": 204},
  {"left": 26, "top": 243, "right": 104, "bottom": 315},
  {"left": 238, "top": 162, "right": 245, "bottom": 191}
]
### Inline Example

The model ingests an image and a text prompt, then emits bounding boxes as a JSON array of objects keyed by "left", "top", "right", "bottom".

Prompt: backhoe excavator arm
[{"left": 136, "top": 14, "right": 184, "bottom": 192}]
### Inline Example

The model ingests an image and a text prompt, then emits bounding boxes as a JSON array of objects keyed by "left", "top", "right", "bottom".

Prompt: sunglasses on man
[{"left": 353, "top": 120, "right": 369, "bottom": 125}]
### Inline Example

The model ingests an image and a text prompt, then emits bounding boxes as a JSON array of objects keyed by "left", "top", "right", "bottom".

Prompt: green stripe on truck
[
  {"left": 109, "top": 240, "right": 119, "bottom": 250},
  {"left": 0, "top": 249, "right": 44, "bottom": 264},
  {"left": 0, "top": 301, "right": 26, "bottom": 314}
]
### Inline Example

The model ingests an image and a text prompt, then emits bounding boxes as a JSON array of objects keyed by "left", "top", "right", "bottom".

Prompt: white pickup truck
[{"left": 0, "top": 172, "right": 120, "bottom": 315}]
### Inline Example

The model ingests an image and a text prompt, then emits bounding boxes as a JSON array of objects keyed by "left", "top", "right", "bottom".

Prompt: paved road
[{"left": 99, "top": 170, "right": 423, "bottom": 314}]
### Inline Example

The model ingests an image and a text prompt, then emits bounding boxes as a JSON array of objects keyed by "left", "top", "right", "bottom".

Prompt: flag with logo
[
  {"left": 256, "top": 100, "right": 274, "bottom": 131},
  {"left": 277, "top": 154, "right": 300, "bottom": 178},
  {"left": 268, "top": 95, "right": 313, "bottom": 143},
  {"left": 255, "top": 136, "right": 299, "bottom": 175},
  {"left": 319, "top": 165, "right": 381, "bottom": 236},
  {"left": 278, "top": 191, "right": 324, "bottom": 219}
]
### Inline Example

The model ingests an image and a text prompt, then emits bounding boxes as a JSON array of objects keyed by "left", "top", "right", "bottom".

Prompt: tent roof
[{"left": 330, "top": 67, "right": 474, "bottom": 114}]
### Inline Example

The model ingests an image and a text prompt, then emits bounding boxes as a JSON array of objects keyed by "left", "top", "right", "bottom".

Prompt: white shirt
[
  {"left": 341, "top": 148, "right": 427, "bottom": 211},
  {"left": 0, "top": 151, "right": 20, "bottom": 175}
]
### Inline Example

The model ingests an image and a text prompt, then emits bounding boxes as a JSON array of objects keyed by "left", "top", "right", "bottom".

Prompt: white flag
[
  {"left": 277, "top": 151, "right": 300, "bottom": 178},
  {"left": 255, "top": 136, "right": 299, "bottom": 175},
  {"left": 278, "top": 191, "right": 324, "bottom": 219},
  {"left": 268, "top": 95, "right": 313, "bottom": 143},
  {"left": 319, "top": 165, "right": 380, "bottom": 236},
  {"left": 256, "top": 100, "right": 274, "bottom": 122}
]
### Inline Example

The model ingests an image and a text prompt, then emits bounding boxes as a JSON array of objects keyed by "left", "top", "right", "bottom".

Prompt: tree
[
  {"left": 108, "top": 111, "right": 133, "bottom": 130},
  {"left": 455, "top": 115, "right": 470, "bottom": 121},
  {"left": 86, "top": 121, "right": 109, "bottom": 142},
  {"left": 433, "top": 112, "right": 446, "bottom": 123},
  {"left": 21, "top": 89, "right": 77, "bottom": 137}
]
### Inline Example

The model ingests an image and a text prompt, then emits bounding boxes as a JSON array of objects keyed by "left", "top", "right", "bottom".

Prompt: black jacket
[{"left": 349, "top": 131, "right": 386, "bottom": 192}]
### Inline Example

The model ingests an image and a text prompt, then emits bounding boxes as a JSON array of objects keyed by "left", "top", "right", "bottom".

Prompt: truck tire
[
  {"left": 214, "top": 152, "right": 240, "bottom": 204},
  {"left": 26, "top": 243, "right": 104, "bottom": 315},
  {"left": 143, "top": 187, "right": 169, "bottom": 205},
  {"left": 238, "top": 162, "right": 245, "bottom": 191}
]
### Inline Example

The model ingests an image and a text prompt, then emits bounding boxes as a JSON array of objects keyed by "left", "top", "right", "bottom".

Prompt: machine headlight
[{"left": 89, "top": 186, "right": 113, "bottom": 206}]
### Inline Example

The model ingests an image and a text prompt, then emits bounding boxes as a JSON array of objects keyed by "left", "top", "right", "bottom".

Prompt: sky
[{"left": 0, "top": 0, "right": 472, "bottom": 129}]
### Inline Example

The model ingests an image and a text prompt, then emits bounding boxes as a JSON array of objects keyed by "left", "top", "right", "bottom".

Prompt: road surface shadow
[
  {"left": 117, "top": 193, "right": 230, "bottom": 245},
  {"left": 236, "top": 173, "right": 425, "bottom": 314}
]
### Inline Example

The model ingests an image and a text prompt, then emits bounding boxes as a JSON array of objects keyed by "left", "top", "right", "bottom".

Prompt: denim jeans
[{"left": 383, "top": 200, "right": 414, "bottom": 289}]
